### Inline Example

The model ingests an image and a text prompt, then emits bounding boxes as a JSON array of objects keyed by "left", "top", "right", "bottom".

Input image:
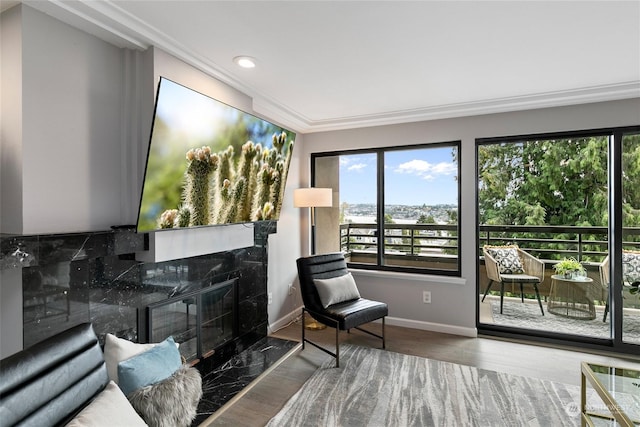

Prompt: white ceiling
[{"left": 12, "top": 1, "right": 640, "bottom": 132}]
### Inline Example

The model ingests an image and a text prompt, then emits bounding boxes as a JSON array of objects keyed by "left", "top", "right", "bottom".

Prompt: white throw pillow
[
  {"left": 485, "top": 245, "right": 525, "bottom": 274},
  {"left": 623, "top": 250, "right": 640, "bottom": 282},
  {"left": 65, "top": 381, "right": 147, "bottom": 427},
  {"left": 103, "top": 334, "right": 157, "bottom": 384},
  {"left": 314, "top": 273, "right": 361, "bottom": 308}
]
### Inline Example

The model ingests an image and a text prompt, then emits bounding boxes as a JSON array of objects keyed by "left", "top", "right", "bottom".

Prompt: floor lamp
[
  {"left": 293, "top": 187, "right": 333, "bottom": 255},
  {"left": 294, "top": 187, "right": 333, "bottom": 330}
]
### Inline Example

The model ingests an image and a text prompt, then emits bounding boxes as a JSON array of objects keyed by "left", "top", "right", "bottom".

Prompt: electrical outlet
[
  {"left": 268, "top": 292, "right": 273, "bottom": 304},
  {"left": 288, "top": 284, "right": 294, "bottom": 296},
  {"left": 422, "top": 291, "right": 431, "bottom": 304}
]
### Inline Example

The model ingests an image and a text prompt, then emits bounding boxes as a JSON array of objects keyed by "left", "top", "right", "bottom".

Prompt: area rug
[
  {"left": 488, "top": 300, "right": 640, "bottom": 344},
  {"left": 266, "top": 345, "right": 637, "bottom": 427}
]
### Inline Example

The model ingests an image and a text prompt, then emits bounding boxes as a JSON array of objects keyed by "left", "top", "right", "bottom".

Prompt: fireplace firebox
[{"left": 147, "top": 278, "right": 238, "bottom": 362}]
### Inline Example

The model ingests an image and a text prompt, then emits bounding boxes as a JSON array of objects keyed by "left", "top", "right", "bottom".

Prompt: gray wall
[
  {"left": 1, "top": 5, "right": 23, "bottom": 234},
  {"left": 5, "top": 5, "right": 125, "bottom": 234}
]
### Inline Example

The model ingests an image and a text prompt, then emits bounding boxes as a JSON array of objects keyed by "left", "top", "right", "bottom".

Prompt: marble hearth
[{"left": 0, "top": 222, "right": 276, "bottom": 369}]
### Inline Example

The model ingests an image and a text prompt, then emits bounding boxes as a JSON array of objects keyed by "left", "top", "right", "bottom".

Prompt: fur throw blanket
[{"left": 128, "top": 365, "right": 202, "bottom": 427}]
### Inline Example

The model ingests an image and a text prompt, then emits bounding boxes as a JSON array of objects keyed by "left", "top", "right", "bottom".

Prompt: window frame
[
  {"left": 311, "top": 140, "right": 462, "bottom": 277},
  {"left": 475, "top": 125, "right": 640, "bottom": 355}
]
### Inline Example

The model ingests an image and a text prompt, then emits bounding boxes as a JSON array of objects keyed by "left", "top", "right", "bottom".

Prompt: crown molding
[
  {"left": 23, "top": 1, "right": 640, "bottom": 134},
  {"left": 22, "top": 0, "right": 147, "bottom": 49},
  {"left": 290, "top": 81, "right": 640, "bottom": 133}
]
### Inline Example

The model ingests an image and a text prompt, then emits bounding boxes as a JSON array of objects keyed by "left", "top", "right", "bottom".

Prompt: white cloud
[
  {"left": 341, "top": 156, "right": 368, "bottom": 167},
  {"left": 431, "top": 162, "right": 457, "bottom": 175},
  {"left": 395, "top": 159, "right": 456, "bottom": 180},
  {"left": 348, "top": 163, "right": 367, "bottom": 172}
]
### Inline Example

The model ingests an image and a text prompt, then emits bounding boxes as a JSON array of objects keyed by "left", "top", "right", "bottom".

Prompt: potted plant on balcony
[{"left": 553, "top": 257, "right": 585, "bottom": 279}]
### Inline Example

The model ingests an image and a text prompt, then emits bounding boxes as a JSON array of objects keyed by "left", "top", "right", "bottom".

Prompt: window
[{"left": 312, "top": 142, "right": 460, "bottom": 276}]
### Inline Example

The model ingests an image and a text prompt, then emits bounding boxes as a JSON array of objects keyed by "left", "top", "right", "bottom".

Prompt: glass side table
[
  {"left": 581, "top": 362, "right": 640, "bottom": 426},
  {"left": 549, "top": 274, "right": 596, "bottom": 319}
]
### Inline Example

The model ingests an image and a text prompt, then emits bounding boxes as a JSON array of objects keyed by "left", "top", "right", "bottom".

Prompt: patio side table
[{"left": 548, "top": 274, "right": 596, "bottom": 319}]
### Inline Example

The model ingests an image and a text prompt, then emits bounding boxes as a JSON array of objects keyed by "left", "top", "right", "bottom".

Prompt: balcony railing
[
  {"left": 340, "top": 223, "right": 640, "bottom": 263},
  {"left": 340, "top": 222, "right": 458, "bottom": 256},
  {"left": 340, "top": 222, "right": 640, "bottom": 311}
]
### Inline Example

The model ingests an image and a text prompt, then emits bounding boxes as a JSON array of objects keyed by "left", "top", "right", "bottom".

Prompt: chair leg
[
  {"left": 481, "top": 280, "right": 494, "bottom": 302},
  {"left": 533, "top": 283, "right": 545, "bottom": 316},
  {"left": 301, "top": 309, "right": 306, "bottom": 349},
  {"left": 519, "top": 283, "right": 524, "bottom": 303},
  {"left": 382, "top": 317, "right": 386, "bottom": 349},
  {"left": 335, "top": 326, "right": 340, "bottom": 368},
  {"left": 603, "top": 295, "right": 609, "bottom": 322},
  {"left": 300, "top": 309, "right": 341, "bottom": 367},
  {"left": 500, "top": 281, "right": 505, "bottom": 314}
]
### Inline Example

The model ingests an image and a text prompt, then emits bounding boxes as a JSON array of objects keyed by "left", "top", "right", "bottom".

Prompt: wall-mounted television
[{"left": 137, "top": 77, "right": 295, "bottom": 233}]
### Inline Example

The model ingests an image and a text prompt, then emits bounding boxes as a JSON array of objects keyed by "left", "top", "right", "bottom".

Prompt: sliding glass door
[
  {"left": 620, "top": 131, "right": 640, "bottom": 345},
  {"left": 477, "top": 126, "right": 640, "bottom": 354}
]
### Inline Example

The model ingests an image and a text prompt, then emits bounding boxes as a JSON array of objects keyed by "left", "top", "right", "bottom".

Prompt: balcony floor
[{"left": 480, "top": 295, "right": 640, "bottom": 345}]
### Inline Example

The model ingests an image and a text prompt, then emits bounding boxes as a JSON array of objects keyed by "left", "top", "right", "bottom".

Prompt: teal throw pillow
[{"left": 117, "top": 336, "right": 182, "bottom": 396}]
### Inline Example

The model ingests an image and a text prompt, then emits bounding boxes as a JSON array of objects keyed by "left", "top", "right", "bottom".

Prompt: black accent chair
[{"left": 296, "top": 252, "right": 388, "bottom": 367}]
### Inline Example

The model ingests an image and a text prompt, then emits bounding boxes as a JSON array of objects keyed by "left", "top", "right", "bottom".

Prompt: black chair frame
[
  {"left": 301, "top": 307, "right": 386, "bottom": 367},
  {"left": 297, "top": 252, "right": 388, "bottom": 368}
]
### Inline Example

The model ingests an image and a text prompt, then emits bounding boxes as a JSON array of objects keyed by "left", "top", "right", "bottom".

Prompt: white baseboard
[
  {"left": 269, "top": 306, "right": 302, "bottom": 333},
  {"left": 269, "top": 307, "right": 477, "bottom": 338},
  {"left": 385, "top": 316, "right": 477, "bottom": 338}
]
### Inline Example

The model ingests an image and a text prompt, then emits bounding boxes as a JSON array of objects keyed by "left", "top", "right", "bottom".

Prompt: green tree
[
  {"left": 417, "top": 214, "right": 435, "bottom": 224},
  {"left": 478, "top": 134, "right": 640, "bottom": 258},
  {"left": 623, "top": 134, "right": 640, "bottom": 229},
  {"left": 478, "top": 137, "right": 609, "bottom": 227}
]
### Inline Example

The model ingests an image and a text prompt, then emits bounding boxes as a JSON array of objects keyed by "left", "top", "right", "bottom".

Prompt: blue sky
[
  {"left": 339, "top": 147, "right": 458, "bottom": 205},
  {"left": 156, "top": 78, "right": 234, "bottom": 145}
]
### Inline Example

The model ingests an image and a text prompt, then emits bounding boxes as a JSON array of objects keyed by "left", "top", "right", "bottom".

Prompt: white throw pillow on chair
[{"left": 314, "top": 273, "right": 361, "bottom": 308}]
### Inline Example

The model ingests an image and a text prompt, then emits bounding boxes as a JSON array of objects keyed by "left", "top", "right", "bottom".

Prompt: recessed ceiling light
[{"left": 233, "top": 56, "right": 256, "bottom": 69}]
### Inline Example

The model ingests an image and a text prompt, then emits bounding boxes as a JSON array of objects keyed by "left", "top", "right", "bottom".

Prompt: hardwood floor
[{"left": 202, "top": 321, "right": 640, "bottom": 427}]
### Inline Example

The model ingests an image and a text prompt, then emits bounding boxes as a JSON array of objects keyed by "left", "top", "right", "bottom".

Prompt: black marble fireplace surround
[{"left": 0, "top": 222, "right": 295, "bottom": 422}]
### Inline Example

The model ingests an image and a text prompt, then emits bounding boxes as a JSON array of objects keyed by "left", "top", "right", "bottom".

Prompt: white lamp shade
[{"left": 293, "top": 188, "right": 333, "bottom": 208}]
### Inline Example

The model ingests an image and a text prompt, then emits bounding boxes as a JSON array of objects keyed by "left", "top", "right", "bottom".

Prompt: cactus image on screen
[{"left": 137, "top": 78, "right": 295, "bottom": 232}]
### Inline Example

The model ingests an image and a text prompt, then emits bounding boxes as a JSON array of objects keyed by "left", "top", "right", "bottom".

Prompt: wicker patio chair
[
  {"left": 482, "top": 245, "right": 545, "bottom": 315},
  {"left": 600, "top": 255, "right": 610, "bottom": 322},
  {"left": 599, "top": 252, "right": 640, "bottom": 322}
]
